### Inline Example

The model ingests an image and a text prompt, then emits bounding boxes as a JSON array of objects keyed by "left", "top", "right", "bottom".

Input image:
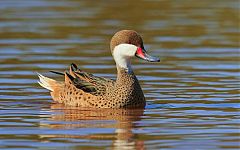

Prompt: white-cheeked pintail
[{"left": 38, "top": 30, "right": 160, "bottom": 108}]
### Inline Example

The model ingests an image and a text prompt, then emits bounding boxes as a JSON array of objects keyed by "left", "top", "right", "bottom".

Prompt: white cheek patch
[{"left": 113, "top": 44, "right": 138, "bottom": 72}]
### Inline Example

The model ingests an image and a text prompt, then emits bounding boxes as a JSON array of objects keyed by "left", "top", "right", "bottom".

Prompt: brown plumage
[{"left": 38, "top": 30, "right": 160, "bottom": 108}]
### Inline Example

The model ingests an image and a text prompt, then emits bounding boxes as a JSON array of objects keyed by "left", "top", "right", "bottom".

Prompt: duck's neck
[
  {"left": 114, "top": 55, "right": 133, "bottom": 74},
  {"left": 116, "top": 62, "right": 133, "bottom": 74},
  {"left": 116, "top": 66, "right": 136, "bottom": 84},
  {"left": 115, "top": 66, "right": 145, "bottom": 105}
]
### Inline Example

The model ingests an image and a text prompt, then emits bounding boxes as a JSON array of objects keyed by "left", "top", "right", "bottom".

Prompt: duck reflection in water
[{"left": 40, "top": 103, "right": 145, "bottom": 150}]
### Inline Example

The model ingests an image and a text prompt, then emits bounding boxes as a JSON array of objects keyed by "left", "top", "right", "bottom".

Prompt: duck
[{"left": 37, "top": 30, "right": 160, "bottom": 108}]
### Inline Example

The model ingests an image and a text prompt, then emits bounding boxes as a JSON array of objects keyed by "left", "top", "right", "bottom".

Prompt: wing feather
[{"left": 50, "top": 63, "right": 115, "bottom": 96}]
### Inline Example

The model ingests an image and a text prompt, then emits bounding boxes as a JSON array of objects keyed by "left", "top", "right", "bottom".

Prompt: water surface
[{"left": 0, "top": 0, "right": 239, "bottom": 149}]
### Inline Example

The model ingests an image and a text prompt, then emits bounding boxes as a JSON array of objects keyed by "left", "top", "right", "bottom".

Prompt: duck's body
[{"left": 38, "top": 30, "right": 160, "bottom": 108}]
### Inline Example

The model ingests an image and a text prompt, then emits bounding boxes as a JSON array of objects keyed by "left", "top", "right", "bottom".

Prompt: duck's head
[{"left": 110, "top": 30, "right": 160, "bottom": 71}]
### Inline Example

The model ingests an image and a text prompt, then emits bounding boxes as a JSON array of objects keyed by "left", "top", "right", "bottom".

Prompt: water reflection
[{"left": 41, "top": 103, "right": 145, "bottom": 150}]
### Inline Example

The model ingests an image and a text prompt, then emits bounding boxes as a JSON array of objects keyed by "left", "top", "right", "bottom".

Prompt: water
[{"left": 0, "top": 0, "right": 239, "bottom": 149}]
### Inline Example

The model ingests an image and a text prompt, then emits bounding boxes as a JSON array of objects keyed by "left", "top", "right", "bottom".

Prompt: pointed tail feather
[
  {"left": 49, "top": 70, "right": 64, "bottom": 76},
  {"left": 37, "top": 73, "right": 58, "bottom": 91}
]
